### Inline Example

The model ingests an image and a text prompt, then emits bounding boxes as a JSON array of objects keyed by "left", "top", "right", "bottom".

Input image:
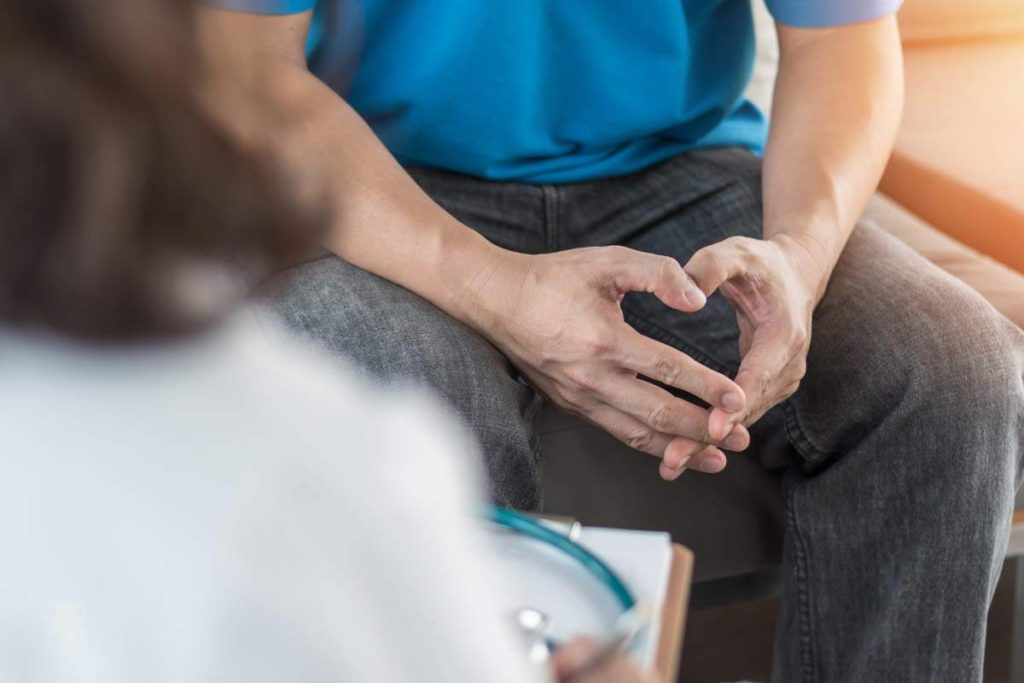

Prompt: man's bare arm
[
  {"left": 194, "top": 9, "right": 503, "bottom": 322},
  {"left": 195, "top": 8, "right": 751, "bottom": 475},
  {"left": 764, "top": 16, "right": 904, "bottom": 289},
  {"left": 683, "top": 16, "right": 903, "bottom": 427}
]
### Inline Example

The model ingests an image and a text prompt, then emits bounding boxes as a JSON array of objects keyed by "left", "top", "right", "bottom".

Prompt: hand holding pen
[{"left": 553, "top": 637, "right": 661, "bottom": 683}]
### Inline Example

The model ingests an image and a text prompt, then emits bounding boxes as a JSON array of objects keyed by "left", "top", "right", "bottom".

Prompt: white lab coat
[{"left": 0, "top": 313, "right": 543, "bottom": 683}]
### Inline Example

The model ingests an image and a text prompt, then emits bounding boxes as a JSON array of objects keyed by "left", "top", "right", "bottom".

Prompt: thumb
[
  {"left": 553, "top": 637, "right": 655, "bottom": 683},
  {"left": 684, "top": 241, "right": 743, "bottom": 297},
  {"left": 552, "top": 637, "right": 599, "bottom": 678},
  {"left": 609, "top": 249, "right": 707, "bottom": 313}
]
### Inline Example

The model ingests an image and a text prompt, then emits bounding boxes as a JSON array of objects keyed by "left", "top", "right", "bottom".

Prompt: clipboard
[
  {"left": 489, "top": 523, "right": 693, "bottom": 681},
  {"left": 656, "top": 543, "right": 693, "bottom": 681}
]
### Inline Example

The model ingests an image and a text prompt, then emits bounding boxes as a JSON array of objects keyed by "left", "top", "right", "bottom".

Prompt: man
[{"left": 196, "top": 1, "right": 1024, "bottom": 680}]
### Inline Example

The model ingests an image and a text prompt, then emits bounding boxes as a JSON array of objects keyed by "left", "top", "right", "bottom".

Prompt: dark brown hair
[{"left": 0, "top": 0, "right": 322, "bottom": 340}]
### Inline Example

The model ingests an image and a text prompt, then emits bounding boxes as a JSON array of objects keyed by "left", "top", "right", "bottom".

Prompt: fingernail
[
  {"left": 670, "top": 454, "right": 692, "bottom": 471},
  {"left": 661, "top": 461, "right": 686, "bottom": 481},
  {"left": 684, "top": 285, "right": 706, "bottom": 308},
  {"left": 722, "top": 391, "right": 743, "bottom": 413},
  {"left": 690, "top": 454, "right": 708, "bottom": 471},
  {"left": 725, "top": 431, "right": 746, "bottom": 451}
]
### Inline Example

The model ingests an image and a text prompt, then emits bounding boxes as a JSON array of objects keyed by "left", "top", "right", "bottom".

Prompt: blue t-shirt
[{"left": 211, "top": 0, "right": 901, "bottom": 183}]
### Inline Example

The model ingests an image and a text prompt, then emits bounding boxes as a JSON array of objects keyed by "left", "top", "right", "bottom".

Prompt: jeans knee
[
  {"left": 262, "top": 255, "right": 544, "bottom": 508},
  {"left": 904, "top": 287, "right": 1022, "bottom": 414},
  {"left": 907, "top": 294, "right": 1024, "bottom": 511}
]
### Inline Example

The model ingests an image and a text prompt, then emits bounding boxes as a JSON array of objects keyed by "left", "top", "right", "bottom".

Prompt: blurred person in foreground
[{"left": 0, "top": 2, "right": 655, "bottom": 681}]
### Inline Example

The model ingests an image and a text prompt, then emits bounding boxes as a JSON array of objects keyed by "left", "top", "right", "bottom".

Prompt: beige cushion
[
  {"left": 866, "top": 194, "right": 1024, "bottom": 328},
  {"left": 749, "top": 0, "right": 1024, "bottom": 275},
  {"left": 880, "top": 39, "right": 1024, "bottom": 275},
  {"left": 898, "top": 0, "right": 1024, "bottom": 44}
]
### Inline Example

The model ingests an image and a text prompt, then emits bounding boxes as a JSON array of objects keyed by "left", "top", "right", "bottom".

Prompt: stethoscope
[
  {"left": 489, "top": 505, "right": 649, "bottom": 672},
  {"left": 488, "top": 505, "right": 637, "bottom": 611}
]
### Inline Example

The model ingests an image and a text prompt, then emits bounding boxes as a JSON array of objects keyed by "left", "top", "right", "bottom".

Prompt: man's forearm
[
  {"left": 205, "top": 48, "right": 507, "bottom": 328},
  {"left": 763, "top": 16, "right": 903, "bottom": 296}
]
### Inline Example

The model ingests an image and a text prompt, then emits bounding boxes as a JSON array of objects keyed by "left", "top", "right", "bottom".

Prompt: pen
[{"left": 561, "top": 602, "right": 654, "bottom": 682}]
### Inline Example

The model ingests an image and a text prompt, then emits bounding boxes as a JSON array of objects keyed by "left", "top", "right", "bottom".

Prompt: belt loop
[{"left": 541, "top": 185, "right": 561, "bottom": 252}]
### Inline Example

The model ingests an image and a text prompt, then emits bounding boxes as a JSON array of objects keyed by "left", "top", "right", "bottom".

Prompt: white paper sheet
[{"left": 488, "top": 524, "right": 674, "bottom": 667}]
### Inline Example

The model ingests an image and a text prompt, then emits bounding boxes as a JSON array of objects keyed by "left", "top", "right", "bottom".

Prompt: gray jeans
[{"left": 263, "top": 148, "right": 1024, "bottom": 682}]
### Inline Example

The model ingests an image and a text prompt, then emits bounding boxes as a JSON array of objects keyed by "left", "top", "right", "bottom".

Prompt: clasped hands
[{"left": 469, "top": 234, "right": 825, "bottom": 479}]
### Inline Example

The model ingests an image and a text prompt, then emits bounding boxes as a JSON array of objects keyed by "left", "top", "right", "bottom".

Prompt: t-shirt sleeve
[
  {"left": 201, "top": 0, "right": 316, "bottom": 15},
  {"left": 765, "top": 0, "right": 904, "bottom": 28}
]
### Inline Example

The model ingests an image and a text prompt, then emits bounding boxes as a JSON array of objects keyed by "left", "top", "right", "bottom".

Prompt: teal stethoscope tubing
[{"left": 488, "top": 506, "right": 637, "bottom": 612}]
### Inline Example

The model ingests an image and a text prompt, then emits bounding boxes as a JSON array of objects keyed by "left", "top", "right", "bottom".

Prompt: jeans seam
[
  {"left": 786, "top": 483, "right": 819, "bottom": 683},
  {"left": 783, "top": 401, "right": 830, "bottom": 466},
  {"left": 521, "top": 387, "right": 546, "bottom": 509}
]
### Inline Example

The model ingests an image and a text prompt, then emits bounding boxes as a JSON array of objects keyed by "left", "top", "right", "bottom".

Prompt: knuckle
[
  {"left": 580, "top": 331, "right": 614, "bottom": 356},
  {"left": 691, "top": 245, "right": 713, "bottom": 266},
  {"left": 701, "top": 426, "right": 715, "bottom": 445},
  {"left": 698, "top": 246, "right": 719, "bottom": 266},
  {"left": 570, "top": 389, "right": 593, "bottom": 409},
  {"left": 790, "top": 324, "right": 809, "bottom": 349},
  {"left": 693, "top": 419, "right": 713, "bottom": 444},
  {"left": 793, "top": 360, "right": 807, "bottom": 381},
  {"left": 646, "top": 402, "right": 676, "bottom": 432},
  {"left": 552, "top": 385, "right": 585, "bottom": 410},
  {"left": 603, "top": 245, "right": 631, "bottom": 264},
  {"left": 655, "top": 256, "right": 685, "bottom": 290},
  {"left": 700, "top": 251, "right": 727, "bottom": 282},
  {"left": 624, "top": 426, "right": 656, "bottom": 453},
  {"left": 691, "top": 372, "right": 714, "bottom": 399},
  {"left": 653, "top": 356, "right": 681, "bottom": 386},
  {"left": 558, "top": 396, "right": 584, "bottom": 415},
  {"left": 566, "top": 366, "right": 600, "bottom": 394},
  {"left": 726, "top": 236, "right": 751, "bottom": 258},
  {"left": 730, "top": 237, "right": 757, "bottom": 260},
  {"left": 657, "top": 255, "right": 683, "bottom": 276}
]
